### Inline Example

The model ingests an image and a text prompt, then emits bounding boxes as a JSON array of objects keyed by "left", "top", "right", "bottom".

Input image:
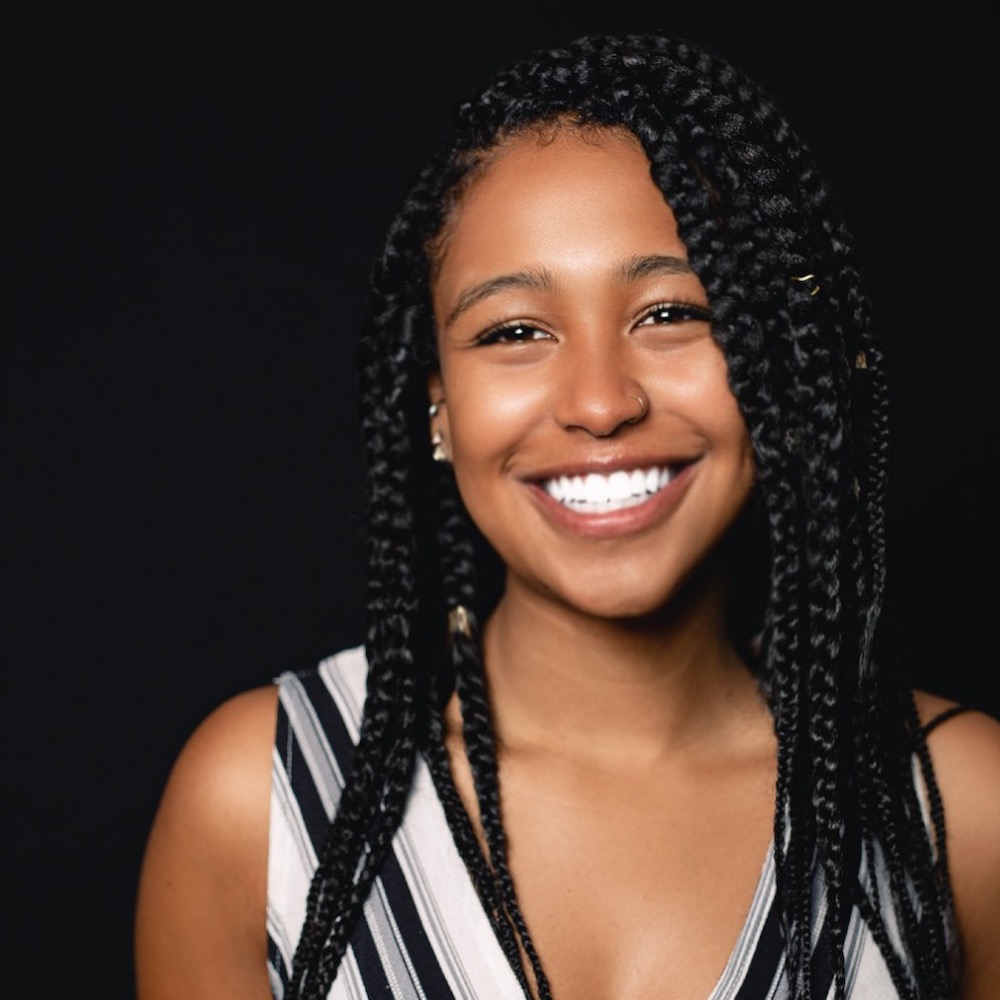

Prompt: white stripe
[{"left": 267, "top": 748, "right": 317, "bottom": 971}]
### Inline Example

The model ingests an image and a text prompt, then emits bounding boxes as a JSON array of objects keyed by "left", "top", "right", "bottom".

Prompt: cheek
[
  {"left": 446, "top": 366, "right": 550, "bottom": 461},
  {"left": 651, "top": 351, "right": 747, "bottom": 435},
  {"left": 722, "top": 400, "right": 756, "bottom": 500},
  {"left": 666, "top": 357, "right": 755, "bottom": 492},
  {"left": 717, "top": 393, "right": 755, "bottom": 482}
]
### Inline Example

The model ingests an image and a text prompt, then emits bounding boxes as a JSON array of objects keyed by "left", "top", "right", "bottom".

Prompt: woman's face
[{"left": 429, "top": 127, "right": 754, "bottom": 620}]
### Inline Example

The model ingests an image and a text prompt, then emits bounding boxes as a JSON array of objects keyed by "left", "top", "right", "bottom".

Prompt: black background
[{"left": 4, "top": 6, "right": 997, "bottom": 997}]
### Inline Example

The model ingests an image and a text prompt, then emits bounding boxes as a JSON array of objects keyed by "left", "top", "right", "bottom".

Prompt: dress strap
[{"left": 920, "top": 704, "right": 972, "bottom": 738}]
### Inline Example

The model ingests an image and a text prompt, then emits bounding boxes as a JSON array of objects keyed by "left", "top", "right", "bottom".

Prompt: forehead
[
  {"left": 432, "top": 127, "right": 689, "bottom": 307},
  {"left": 449, "top": 126, "right": 666, "bottom": 228}
]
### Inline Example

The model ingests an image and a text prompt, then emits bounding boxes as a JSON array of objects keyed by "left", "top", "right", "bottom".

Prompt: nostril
[{"left": 557, "top": 386, "right": 650, "bottom": 437}]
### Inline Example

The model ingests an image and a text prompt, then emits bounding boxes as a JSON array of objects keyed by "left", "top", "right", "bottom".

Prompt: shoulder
[
  {"left": 166, "top": 684, "right": 281, "bottom": 815},
  {"left": 135, "top": 683, "right": 280, "bottom": 999},
  {"left": 140, "top": 682, "right": 281, "bottom": 865},
  {"left": 913, "top": 690, "right": 1000, "bottom": 998}
]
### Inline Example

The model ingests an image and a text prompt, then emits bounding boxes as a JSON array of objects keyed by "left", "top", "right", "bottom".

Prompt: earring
[{"left": 429, "top": 399, "right": 448, "bottom": 462}]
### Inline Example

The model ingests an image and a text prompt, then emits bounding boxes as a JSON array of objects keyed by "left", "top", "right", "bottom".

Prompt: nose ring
[{"left": 627, "top": 392, "right": 648, "bottom": 424}]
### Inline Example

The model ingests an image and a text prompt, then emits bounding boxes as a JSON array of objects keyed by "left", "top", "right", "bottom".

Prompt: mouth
[{"left": 541, "top": 465, "right": 676, "bottom": 513}]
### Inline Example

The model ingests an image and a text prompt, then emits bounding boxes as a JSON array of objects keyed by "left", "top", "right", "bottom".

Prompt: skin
[{"left": 134, "top": 126, "right": 1000, "bottom": 1000}]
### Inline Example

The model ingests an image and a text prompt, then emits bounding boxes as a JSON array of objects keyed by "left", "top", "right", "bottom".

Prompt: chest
[{"left": 498, "top": 757, "right": 776, "bottom": 1000}]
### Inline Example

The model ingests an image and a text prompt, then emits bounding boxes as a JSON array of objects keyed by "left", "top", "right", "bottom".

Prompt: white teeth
[{"left": 543, "top": 466, "right": 673, "bottom": 512}]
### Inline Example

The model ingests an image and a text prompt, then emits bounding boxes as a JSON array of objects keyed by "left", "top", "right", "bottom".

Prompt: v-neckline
[{"left": 419, "top": 735, "right": 779, "bottom": 1000}]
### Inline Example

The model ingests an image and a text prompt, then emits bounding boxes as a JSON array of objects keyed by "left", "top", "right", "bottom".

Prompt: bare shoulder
[
  {"left": 134, "top": 683, "right": 280, "bottom": 1000},
  {"left": 159, "top": 684, "right": 280, "bottom": 805},
  {"left": 913, "top": 690, "right": 1000, "bottom": 998}
]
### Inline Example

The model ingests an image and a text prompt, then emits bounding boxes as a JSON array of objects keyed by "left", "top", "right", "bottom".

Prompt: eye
[
  {"left": 475, "top": 321, "right": 553, "bottom": 346},
  {"left": 636, "top": 302, "right": 712, "bottom": 328}
]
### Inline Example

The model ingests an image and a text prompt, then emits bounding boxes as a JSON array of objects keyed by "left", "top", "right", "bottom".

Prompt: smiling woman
[
  {"left": 428, "top": 128, "right": 754, "bottom": 621},
  {"left": 133, "top": 31, "right": 1000, "bottom": 1000}
]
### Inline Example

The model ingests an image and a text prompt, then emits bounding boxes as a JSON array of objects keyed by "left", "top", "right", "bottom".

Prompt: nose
[{"left": 552, "top": 342, "right": 648, "bottom": 437}]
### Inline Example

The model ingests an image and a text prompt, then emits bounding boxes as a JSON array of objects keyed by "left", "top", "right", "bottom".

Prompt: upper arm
[
  {"left": 917, "top": 694, "right": 1000, "bottom": 1000},
  {"left": 134, "top": 683, "right": 280, "bottom": 1000}
]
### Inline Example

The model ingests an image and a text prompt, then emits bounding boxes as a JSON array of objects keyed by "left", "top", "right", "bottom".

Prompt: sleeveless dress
[{"left": 265, "top": 646, "right": 941, "bottom": 999}]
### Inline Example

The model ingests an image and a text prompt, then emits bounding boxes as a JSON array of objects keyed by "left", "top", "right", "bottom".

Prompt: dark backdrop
[{"left": 4, "top": 7, "right": 996, "bottom": 997}]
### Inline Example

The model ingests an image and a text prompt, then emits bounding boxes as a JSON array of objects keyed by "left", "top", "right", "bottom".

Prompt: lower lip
[{"left": 526, "top": 464, "right": 695, "bottom": 539}]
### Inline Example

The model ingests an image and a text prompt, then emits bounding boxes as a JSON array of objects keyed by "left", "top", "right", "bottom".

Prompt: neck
[{"left": 480, "top": 580, "right": 763, "bottom": 766}]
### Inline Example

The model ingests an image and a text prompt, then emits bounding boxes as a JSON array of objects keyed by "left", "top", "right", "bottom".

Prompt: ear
[
  {"left": 426, "top": 372, "right": 450, "bottom": 462},
  {"left": 427, "top": 371, "right": 444, "bottom": 406}
]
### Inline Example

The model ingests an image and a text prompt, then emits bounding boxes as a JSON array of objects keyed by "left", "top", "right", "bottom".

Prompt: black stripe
[
  {"left": 733, "top": 891, "right": 785, "bottom": 999},
  {"left": 377, "top": 847, "right": 459, "bottom": 999},
  {"left": 299, "top": 665, "right": 360, "bottom": 775},
  {"left": 348, "top": 910, "right": 395, "bottom": 997}
]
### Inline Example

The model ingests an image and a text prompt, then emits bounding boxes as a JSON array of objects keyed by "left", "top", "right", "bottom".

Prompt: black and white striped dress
[{"left": 266, "top": 646, "right": 919, "bottom": 999}]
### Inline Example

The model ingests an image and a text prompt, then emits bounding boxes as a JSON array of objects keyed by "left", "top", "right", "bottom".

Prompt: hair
[{"left": 288, "top": 32, "right": 959, "bottom": 999}]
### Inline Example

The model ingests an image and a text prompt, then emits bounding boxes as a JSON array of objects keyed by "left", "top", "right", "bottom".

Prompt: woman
[{"left": 134, "top": 32, "right": 1000, "bottom": 999}]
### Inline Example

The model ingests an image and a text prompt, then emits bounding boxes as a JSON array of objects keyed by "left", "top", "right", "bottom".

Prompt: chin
[{"left": 556, "top": 586, "right": 676, "bottom": 623}]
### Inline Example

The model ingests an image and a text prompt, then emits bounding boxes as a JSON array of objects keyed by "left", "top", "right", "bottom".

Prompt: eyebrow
[
  {"left": 445, "top": 269, "right": 553, "bottom": 327},
  {"left": 443, "top": 253, "right": 695, "bottom": 327},
  {"left": 621, "top": 253, "right": 694, "bottom": 281}
]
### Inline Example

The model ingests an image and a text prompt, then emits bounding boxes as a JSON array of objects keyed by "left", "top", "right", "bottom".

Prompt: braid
[
  {"left": 289, "top": 267, "right": 430, "bottom": 992},
  {"left": 291, "top": 32, "right": 960, "bottom": 999},
  {"left": 451, "top": 626, "right": 552, "bottom": 999},
  {"left": 428, "top": 460, "right": 552, "bottom": 996},
  {"left": 425, "top": 455, "right": 539, "bottom": 988}
]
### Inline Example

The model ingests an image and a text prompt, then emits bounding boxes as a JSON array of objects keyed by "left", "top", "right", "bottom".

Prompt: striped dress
[{"left": 266, "top": 646, "right": 924, "bottom": 999}]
